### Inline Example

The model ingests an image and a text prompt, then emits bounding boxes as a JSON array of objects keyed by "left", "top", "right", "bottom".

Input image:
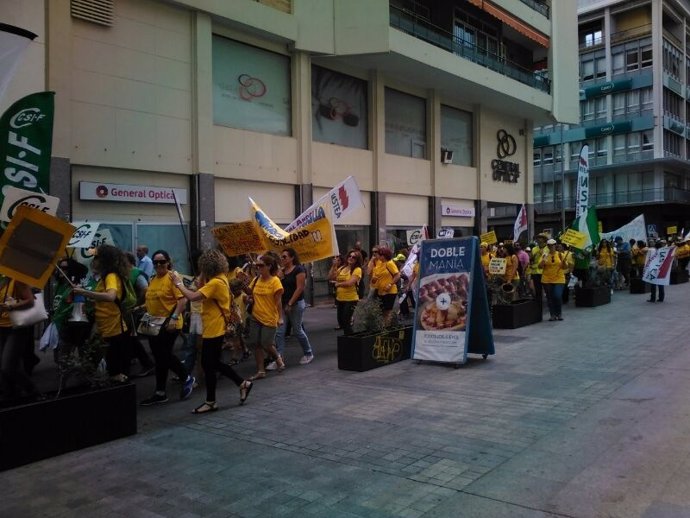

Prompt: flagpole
[{"left": 560, "top": 122, "right": 565, "bottom": 231}]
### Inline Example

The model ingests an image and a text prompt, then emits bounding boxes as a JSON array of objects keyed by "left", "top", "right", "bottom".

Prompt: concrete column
[
  {"left": 193, "top": 173, "right": 216, "bottom": 250},
  {"left": 370, "top": 70, "right": 386, "bottom": 243},
  {"left": 652, "top": 0, "right": 663, "bottom": 160},
  {"left": 191, "top": 12, "right": 214, "bottom": 175},
  {"left": 293, "top": 52, "right": 312, "bottom": 192},
  {"left": 50, "top": 157, "right": 71, "bottom": 221},
  {"left": 46, "top": 0, "right": 72, "bottom": 159}
]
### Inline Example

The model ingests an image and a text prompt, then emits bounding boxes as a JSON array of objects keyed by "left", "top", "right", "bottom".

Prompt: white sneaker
[
  {"left": 299, "top": 355, "right": 314, "bottom": 365},
  {"left": 266, "top": 361, "right": 278, "bottom": 371}
]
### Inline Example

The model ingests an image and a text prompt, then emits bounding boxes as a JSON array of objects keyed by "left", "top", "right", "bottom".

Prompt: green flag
[
  {"left": 570, "top": 206, "right": 600, "bottom": 251},
  {"left": 0, "top": 92, "right": 55, "bottom": 211}
]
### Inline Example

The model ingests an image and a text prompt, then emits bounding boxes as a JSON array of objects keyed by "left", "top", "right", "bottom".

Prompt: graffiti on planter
[{"left": 372, "top": 331, "right": 405, "bottom": 364}]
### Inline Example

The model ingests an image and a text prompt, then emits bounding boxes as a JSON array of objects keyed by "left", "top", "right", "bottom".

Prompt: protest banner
[
  {"left": 561, "top": 228, "right": 587, "bottom": 250},
  {"left": 488, "top": 257, "right": 507, "bottom": 275},
  {"left": 667, "top": 226, "right": 677, "bottom": 236},
  {"left": 212, "top": 220, "right": 265, "bottom": 256},
  {"left": 600, "top": 214, "right": 647, "bottom": 245},
  {"left": 480, "top": 230, "right": 497, "bottom": 245},
  {"left": 250, "top": 198, "right": 337, "bottom": 263},
  {"left": 0, "top": 205, "right": 74, "bottom": 288},
  {"left": 70, "top": 228, "right": 114, "bottom": 268},
  {"left": 642, "top": 246, "right": 676, "bottom": 285},
  {"left": 67, "top": 222, "right": 100, "bottom": 248},
  {"left": 285, "top": 176, "right": 364, "bottom": 231}
]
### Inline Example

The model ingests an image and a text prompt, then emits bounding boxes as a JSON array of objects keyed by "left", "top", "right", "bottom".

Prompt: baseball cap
[
  {"left": 480, "top": 242, "right": 488, "bottom": 248},
  {"left": 546, "top": 238, "right": 557, "bottom": 245},
  {"left": 393, "top": 253, "right": 406, "bottom": 262}
]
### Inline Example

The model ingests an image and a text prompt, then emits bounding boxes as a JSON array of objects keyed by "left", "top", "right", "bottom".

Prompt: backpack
[{"left": 116, "top": 275, "right": 138, "bottom": 333}]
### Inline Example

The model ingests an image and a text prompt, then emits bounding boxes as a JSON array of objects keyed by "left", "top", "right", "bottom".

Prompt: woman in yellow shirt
[
  {"left": 371, "top": 246, "right": 401, "bottom": 325},
  {"left": 246, "top": 254, "right": 284, "bottom": 380},
  {"left": 171, "top": 249, "right": 252, "bottom": 414},
  {"left": 539, "top": 239, "right": 567, "bottom": 321},
  {"left": 139, "top": 250, "right": 195, "bottom": 407},
  {"left": 74, "top": 244, "right": 131, "bottom": 383},
  {"left": 596, "top": 240, "right": 615, "bottom": 286},
  {"left": 330, "top": 250, "right": 363, "bottom": 335}
]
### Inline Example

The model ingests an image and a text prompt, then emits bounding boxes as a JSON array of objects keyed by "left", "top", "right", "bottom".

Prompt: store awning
[{"left": 467, "top": 0, "right": 550, "bottom": 48}]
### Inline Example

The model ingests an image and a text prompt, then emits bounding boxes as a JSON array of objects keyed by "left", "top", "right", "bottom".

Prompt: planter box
[
  {"left": 337, "top": 326, "right": 413, "bottom": 372},
  {"left": 671, "top": 270, "right": 689, "bottom": 285},
  {"left": 629, "top": 278, "right": 648, "bottom": 294},
  {"left": 0, "top": 383, "right": 137, "bottom": 471},
  {"left": 575, "top": 286, "right": 611, "bottom": 307},
  {"left": 492, "top": 299, "right": 542, "bottom": 329}
]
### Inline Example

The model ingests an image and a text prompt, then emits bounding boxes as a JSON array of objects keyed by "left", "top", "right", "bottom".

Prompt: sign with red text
[{"left": 79, "top": 182, "right": 187, "bottom": 204}]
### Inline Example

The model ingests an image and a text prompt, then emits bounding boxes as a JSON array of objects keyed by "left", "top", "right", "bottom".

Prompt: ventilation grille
[{"left": 71, "top": 0, "right": 114, "bottom": 27}]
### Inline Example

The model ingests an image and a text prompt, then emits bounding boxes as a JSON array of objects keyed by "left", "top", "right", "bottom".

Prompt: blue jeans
[
  {"left": 275, "top": 299, "right": 312, "bottom": 357},
  {"left": 544, "top": 283, "right": 564, "bottom": 318}
]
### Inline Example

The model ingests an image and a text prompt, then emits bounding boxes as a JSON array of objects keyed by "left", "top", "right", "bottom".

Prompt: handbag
[
  {"left": 136, "top": 313, "right": 170, "bottom": 336},
  {"left": 9, "top": 291, "right": 48, "bottom": 328}
]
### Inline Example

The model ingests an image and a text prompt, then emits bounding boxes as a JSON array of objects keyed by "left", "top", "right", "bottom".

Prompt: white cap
[{"left": 546, "top": 238, "right": 557, "bottom": 245}]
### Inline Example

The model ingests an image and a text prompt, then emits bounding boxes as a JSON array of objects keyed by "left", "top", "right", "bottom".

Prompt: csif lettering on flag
[
  {"left": 575, "top": 144, "right": 589, "bottom": 218},
  {"left": 0, "top": 92, "right": 55, "bottom": 219}
]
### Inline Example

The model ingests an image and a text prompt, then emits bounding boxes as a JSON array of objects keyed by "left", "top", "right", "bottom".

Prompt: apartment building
[
  {"left": 3, "top": 0, "right": 577, "bottom": 298},
  {"left": 533, "top": 0, "right": 690, "bottom": 239}
]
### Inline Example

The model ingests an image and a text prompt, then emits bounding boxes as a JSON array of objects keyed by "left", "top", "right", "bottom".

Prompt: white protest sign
[
  {"left": 72, "top": 228, "right": 114, "bottom": 266},
  {"left": 488, "top": 257, "right": 507, "bottom": 275},
  {"left": 67, "top": 222, "right": 100, "bottom": 248},
  {"left": 0, "top": 186, "right": 59, "bottom": 222},
  {"left": 437, "top": 227, "right": 455, "bottom": 239},
  {"left": 642, "top": 246, "right": 676, "bottom": 285}
]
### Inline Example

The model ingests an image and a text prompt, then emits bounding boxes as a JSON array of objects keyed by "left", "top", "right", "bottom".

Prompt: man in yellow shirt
[{"left": 530, "top": 233, "right": 548, "bottom": 310}]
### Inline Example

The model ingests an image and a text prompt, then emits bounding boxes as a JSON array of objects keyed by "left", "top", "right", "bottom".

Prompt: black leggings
[
  {"left": 336, "top": 300, "right": 357, "bottom": 335},
  {"left": 104, "top": 332, "right": 130, "bottom": 377},
  {"left": 201, "top": 336, "right": 244, "bottom": 403},
  {"left": 148, "top": 329, "right": 187, "bottom": 393},
  {"left": 0, "top": 326, "right": 36, "bottom": 397}
]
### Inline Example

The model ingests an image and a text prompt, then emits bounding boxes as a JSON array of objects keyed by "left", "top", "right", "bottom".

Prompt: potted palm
[{"left": 337, "top": 298, "right": 413, "bottom": 372}]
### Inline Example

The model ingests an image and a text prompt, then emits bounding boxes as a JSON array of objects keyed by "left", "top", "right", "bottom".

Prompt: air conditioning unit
[{"left": 441, "top": 149, "right": 454, "bottom": 164}]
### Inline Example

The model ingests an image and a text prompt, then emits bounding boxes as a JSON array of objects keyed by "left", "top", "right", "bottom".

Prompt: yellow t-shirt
[
  {"left": 373, "top": 260, "right": 399, "bottom": 295},
  {"left": 336, "top": 266, "right": 362, "bottom": 302},
  {"left": 598, "top": 248, "right": 614, "bottom": 268},
  {"left": 94, "top": 273, "right": 125, "bottom": 338},
  {"left": 480, "top": 252, "right": 491, "bottom": 275},
  {"left": 541, "top": 252, "right": 566, "bottom": 284},
  {"left": 145, "top": 274, "right": 183, "bottom": 330},
  {"left": 232, "top": 291, "right": 247, "bottom": 322},
  {"left": 251, "top": 275, "right": 283, "bottom": 327},
  {"left": 530, "top": 246, "right": 545, "bottom": 274},
  {"left": 198, "top": 275, "right": 229, "bottom": 339},
  {"left": 227, "top": 267, "right": 242, "bottom": 283}
]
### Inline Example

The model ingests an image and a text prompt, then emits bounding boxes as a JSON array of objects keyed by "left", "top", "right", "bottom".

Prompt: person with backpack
[{"left": 73, "top": 244, "right": 132, "bottom": 383}]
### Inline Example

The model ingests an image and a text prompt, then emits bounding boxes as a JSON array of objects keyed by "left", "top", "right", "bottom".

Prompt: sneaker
[
  {"left": 266, "top": 361, "right": 278, "bottom": 371},
  {"left": 299, "top": 355, "right": 314, "bottom": 365},
  {"left": 180, "top": 376, "right": 196, "bottom": 400},
  {"left": 140, "top": 393, "right": 168, "bottom": 406}
]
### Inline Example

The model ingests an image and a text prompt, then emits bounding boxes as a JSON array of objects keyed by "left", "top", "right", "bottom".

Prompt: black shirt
[{"left": 281, "top": 265, "right": 306, "bottom": 304}]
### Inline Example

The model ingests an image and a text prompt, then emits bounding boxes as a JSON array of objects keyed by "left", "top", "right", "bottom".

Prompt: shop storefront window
[
  {"left": 312, "top": 66, "right": 368, "bottom": 149},
  {"left": 136, "top": 223, "right": 191, "bottom": 275},
  {"left": 212, "top": 36, "right": 291, "bottom": 136}
]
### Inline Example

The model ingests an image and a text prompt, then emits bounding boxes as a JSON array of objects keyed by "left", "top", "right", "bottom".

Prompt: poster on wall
[
  {"left": 412, "top": 237, "right": 494, "bottom": 365},
  {"left": 212, "top": 36, "right": 290, "bottom": 136},
  {"left": 311, "top": 66, "right": 368, "bottom": 149}
]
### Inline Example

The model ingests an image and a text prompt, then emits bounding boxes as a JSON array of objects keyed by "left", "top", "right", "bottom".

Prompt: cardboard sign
[
  {"left": 437, "top": 227, "right": 455, "bottom": 239},
  {"left": 406, "top": 228, "right": 424, "bottom": 246},
  {"left": 667, "top": 226, "right": 677, "bottom": 235},
  {"left": 0, "top": 186, "right": 59, "bottom": 222},
  {"left": 480, "top": 230, "right": 497, "bottom": 245},
  {"left": 642, "top": 246, "right": 676, "bottom": 285},
  {"left": 70, "top": 228, "right": 114, "bottom": 267},
  {"left": 0, "top": 205, "right": 75, "bottom": 288},
  {"left": 212, "top": 220, "right": 266, "bottom": 256},
  {"left": 488, "top": 257, "right": 507, "bottom": 275},
  {"left": 561, "top": 228, "right": 586, "bottom": 249},
  {"left": 67, "top": 221, "right": 100, "bottom": 248},
  {"left": 412, "top": 237, "right": 494, "bottom": 365}
]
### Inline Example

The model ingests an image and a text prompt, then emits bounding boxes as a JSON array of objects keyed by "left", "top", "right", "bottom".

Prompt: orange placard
[{"left": 0, "top": 206, "right": 75, "bottom": 289}]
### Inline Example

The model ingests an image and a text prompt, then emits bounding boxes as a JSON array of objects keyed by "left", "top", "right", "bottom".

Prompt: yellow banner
[
  {"left": 667, "top": 226, "right": 677, "bottom": 235},
  {"left": 480, "top": 230, "right": 497, "bottom": 245},
  {"left": 212, "top": 221, "right": 265, "bottom": 257},
  {"left": 561, "top": 228, "right": 586, "bottom": 249},
  {"left": 0, "top": 206, "right": 75, "bottom": 289}
]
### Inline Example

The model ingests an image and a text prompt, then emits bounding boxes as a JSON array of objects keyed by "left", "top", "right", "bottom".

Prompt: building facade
[
  {"left": 3, "top": 0, "right": 577, "bottom": 299},
  {"left": 533, "top": 0, "right": 690, "bottom": 239}
]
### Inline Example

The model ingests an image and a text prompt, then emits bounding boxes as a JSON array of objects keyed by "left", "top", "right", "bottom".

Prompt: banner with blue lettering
[{"left": 412, "top": 236, "right": 494, "bottom": 365}]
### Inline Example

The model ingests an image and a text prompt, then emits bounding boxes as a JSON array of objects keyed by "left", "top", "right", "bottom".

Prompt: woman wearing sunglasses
[
  {"left": 329, "top": 250, "right": 363, "bottom": 335},
  {"left": 171, "top": 249, "right": 253, "bottom": 413},
  {"left": 139, "top": 250, "right": 195, "bottom": 406},
  {"left": 539, "top": 238, "right": 567, "bottom": 321},
  {"left": 246, "top": 254, "right": 285, "bottom": 380}
]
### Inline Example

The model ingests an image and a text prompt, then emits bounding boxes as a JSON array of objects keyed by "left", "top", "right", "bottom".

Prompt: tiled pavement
[{"left": 2, "top": 282, "right": 690, "bottom": 517}]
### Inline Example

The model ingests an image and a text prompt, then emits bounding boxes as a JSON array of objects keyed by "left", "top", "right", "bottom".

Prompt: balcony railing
[
  {"left": 610, "top": 24, "right": 651, "bottom": 45},
  {"left": 533, "top": 187, "right": 690, "bottom": 214},
  {"left": 519, "top": 0, "right": 549, "bottom": 18},
  {"left": 390, "top": 5, "right": 551, "bottom": 93}
]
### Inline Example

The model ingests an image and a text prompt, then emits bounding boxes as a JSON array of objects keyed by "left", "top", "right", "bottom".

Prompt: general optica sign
[{"left": 79, "top": 181, "right": 187, "bottom": 204}]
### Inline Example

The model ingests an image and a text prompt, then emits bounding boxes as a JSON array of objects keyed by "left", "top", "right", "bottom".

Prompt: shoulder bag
[{"left": 10, "top": 291, "right": 49, "bottom": 328}]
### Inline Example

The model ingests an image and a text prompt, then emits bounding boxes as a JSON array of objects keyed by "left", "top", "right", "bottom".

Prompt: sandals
[
  {"left": 240, "top": 381, "right": 253, "bottom": 405},
  {"left": 249, "top": 371, "right": 266, "bottom": 381},
  {"left": 192, "top": 401, "right": 218, "bottom": 414}
]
